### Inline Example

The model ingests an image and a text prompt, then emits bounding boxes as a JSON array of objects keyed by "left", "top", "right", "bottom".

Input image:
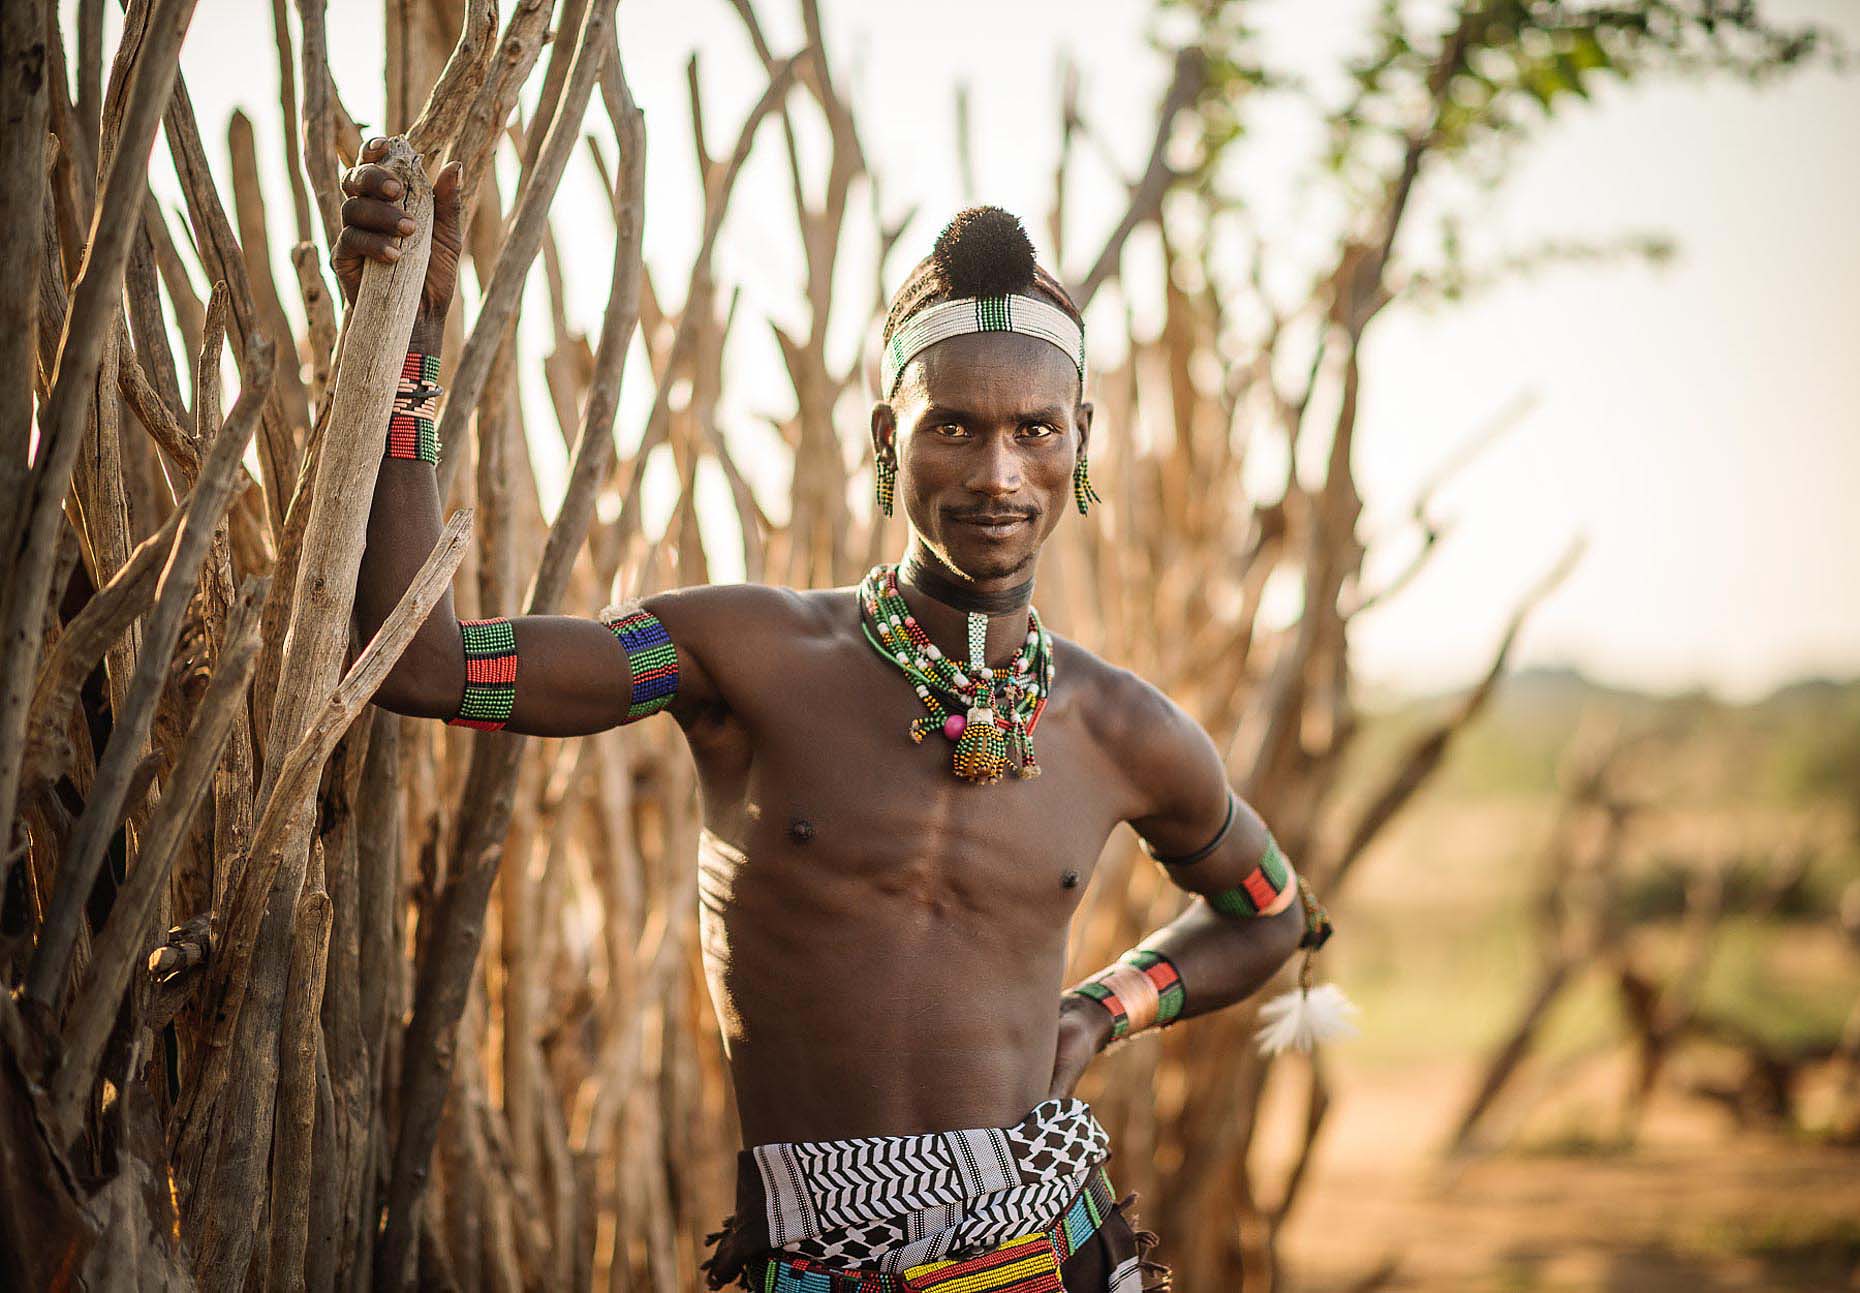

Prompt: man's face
[{"left": 873, "top": 330, "right": 1092, "bottom": 585}]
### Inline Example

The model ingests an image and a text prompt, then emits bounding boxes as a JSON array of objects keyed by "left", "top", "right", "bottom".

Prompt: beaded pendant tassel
[{"left": 858, "top": 565, "right": 1052, "bottom": 786}]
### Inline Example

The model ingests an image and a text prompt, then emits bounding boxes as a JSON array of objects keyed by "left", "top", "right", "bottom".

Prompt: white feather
[{"left": 1255, "top": 983, "right": 1360, "bottom": 1055}]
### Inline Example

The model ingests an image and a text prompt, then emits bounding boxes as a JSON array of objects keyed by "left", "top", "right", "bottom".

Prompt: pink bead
[
  {"left": 943, "top": 714, "right": 966, "bottom": 740},
  {"left": 904, "top": 616, "right": 917, "bottom": 628}
]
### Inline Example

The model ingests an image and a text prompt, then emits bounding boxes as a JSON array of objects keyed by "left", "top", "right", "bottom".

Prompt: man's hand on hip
[{"left": 1047, "top": 994, "right": 1114, "bottom": 1100}]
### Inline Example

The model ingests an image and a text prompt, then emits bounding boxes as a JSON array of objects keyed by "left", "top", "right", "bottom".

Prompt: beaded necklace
[{"left": 857, "top": 564, "right": 1053, "bottom": 784}]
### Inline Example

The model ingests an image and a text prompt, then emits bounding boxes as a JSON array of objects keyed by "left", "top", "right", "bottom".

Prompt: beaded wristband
[
  {"left": 1207, "top": 837, "right": 1297, "bottom": 918},
  {"left": 387, "top": 351, "right": 443, "bottom": 463},
  {"left": 1071, "top": 947, "right": 1185, "bottom": 1041},
  {"left": 600, "top": 605, "right": 679, "bottom": 723},
  {"left": 448, "top": 617, "right": 517, "bottom": 730}
]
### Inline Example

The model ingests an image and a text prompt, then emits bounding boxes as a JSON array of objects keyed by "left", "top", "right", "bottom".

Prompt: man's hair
[{"left": 880, "top": 206, "right": 1083, "bottom": 353}]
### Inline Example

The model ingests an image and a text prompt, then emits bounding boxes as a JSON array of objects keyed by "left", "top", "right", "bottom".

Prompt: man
[{"left": 336, "top": 140, "right": 1324, "bottom": 1292}]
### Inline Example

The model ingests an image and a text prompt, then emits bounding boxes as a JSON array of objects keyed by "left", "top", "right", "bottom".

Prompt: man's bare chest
[{"left": 689, "top": 640, "right": 1130, "bottom": 928}]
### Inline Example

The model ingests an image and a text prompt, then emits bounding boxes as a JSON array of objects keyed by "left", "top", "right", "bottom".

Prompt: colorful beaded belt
[{"left": 743, "top": 1166, "right": 1117, "bottom": 1292}]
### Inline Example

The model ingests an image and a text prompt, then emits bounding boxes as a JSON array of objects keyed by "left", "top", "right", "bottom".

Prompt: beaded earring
[
  {"left": 1072, "top": 452, "right": 1102, "bottom": 515},
  {"left": 875, "top": 450, "right": 896, "bottom": 517}
]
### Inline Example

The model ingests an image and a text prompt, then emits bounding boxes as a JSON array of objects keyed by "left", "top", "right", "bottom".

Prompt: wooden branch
[
  {"left": 162, "top": 71, "right": 303, "bottom": 535},
  {"left": 517, "top": 0, "right": 588, "bottom": 178},
  {"left": 0, "top": 0, "right": 200, "bottom": 849},
  {"left": 48, "top": 576, "right": 267, "bottom": 1137},
  {"left": 266, "top": 844, "right": 332, "bottom": 1293},
  {"left": 171, "top": 138, "right": 432, "bottom": 1285},
  {"left": 528, "top": 36, "right": 646, "bottom": 614},
  {"left": 228, "top": 108, "right": 314, "bottom": 426},
  {"left": 1321, "top": 539, "right": 1584, "bottom": 891},
  {"left": 24, "top": 330, "right": 270, "bottom": 1011},
  {"left": 1072, "top": 47, "right": 1204, "bottom": 309},
  {"left": 450, "top": 0, "right": 552, "bottom": 206},
  {"left": 144, "top": 193, "right": 205, "bottom": 367},
  {"left": 0, "top": 0, "right": 50, "bottom": 560},
  {"left": 297, "top": 0, "right": 342, "bottom": 249},
  {"left": 406, "top": 0, "right": 498, "bottom": 160},
  {"left": 434, "top": 0, "right": 623, "bottom": 497},
  {"left": 375, "top": 38, "right": 667, "bottom": 1287},
  {"left": 18, "top": 503, "right": 184, "bottom": 806},
  {"left": 291, "top": 242, "right": 338, "bottom": 409},
  {"left": 608, "top": 54, "right": 798, "bottom": 548},
  {"left": 268, "top": 0, "right": 316, "bottom": 246},
  {"left": 174, "top": 509, "right": 469, "bottom": 1283}
]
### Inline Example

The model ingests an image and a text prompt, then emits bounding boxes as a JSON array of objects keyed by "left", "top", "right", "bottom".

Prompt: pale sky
[{"left": 109, "top": 0, "right": 1860, "bottom": 701}]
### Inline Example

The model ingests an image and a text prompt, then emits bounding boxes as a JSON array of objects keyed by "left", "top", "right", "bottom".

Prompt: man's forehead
[{"left": 899, "top": 332, "right": 1080, "bottom": 411}]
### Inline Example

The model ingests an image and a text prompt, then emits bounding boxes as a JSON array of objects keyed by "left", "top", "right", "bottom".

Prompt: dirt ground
[{"left": 1274, "top": 1059, "right": 1860, "bottom": 1292}]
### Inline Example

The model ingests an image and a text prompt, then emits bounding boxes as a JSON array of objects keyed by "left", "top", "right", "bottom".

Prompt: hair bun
[{"left": 933, "top": 206, "right": 1038, "bottom": 298}]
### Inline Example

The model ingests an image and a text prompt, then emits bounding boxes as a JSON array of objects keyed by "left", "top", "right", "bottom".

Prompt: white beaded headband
[{"left": 881, "top": 294, "right": 1086, "bottom": 397}]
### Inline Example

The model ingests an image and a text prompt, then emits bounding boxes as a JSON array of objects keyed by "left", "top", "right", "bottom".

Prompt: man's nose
[{"left": 966, "top": 435, "right": 1022, "bottom": 497}]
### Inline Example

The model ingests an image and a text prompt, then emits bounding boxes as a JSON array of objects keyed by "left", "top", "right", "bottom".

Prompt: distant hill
[{"left": 1352, "top": 668, "right": 1860, "bottom": 803}]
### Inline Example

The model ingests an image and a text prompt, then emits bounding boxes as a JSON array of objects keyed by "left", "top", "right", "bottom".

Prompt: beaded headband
[{"left": 881, "top": 294, "right": 1085, "bottom": 397}]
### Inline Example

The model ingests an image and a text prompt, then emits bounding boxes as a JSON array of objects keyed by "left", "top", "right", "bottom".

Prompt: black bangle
[{"left": 1139, "top": 790, "right": 1236, "bottom": 867}]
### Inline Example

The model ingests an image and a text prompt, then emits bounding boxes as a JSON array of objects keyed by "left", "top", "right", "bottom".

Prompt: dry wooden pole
[
  {"left": 23, "top": 327, "right": 267, "bottom": 1013},
  {"left": 270, "top": 509, "right": 473, "bottom": 1292},
  {"left": 434, "top": 0, "right": 622, "bottom": 498},
  {"left": 177, "top": 135, "right": 432, "bottom": 1292},
  {"left": 0, "top": 0, "right": 49, "bottom": 567},
  {"left": 0, "top": 0, "right": 199, "bottom": 862},
  {"left": 47, "top": 576, "right": 268, "bottom": 1136}
]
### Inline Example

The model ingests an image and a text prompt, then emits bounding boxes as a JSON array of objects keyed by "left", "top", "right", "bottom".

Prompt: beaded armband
[
  {"left": 448, "top": 617, "right": 518, "bottom": 730},
  {"left": 1144, "top": 791, "right": 1298, "bottom": 918},
  {"left": 600, "top": 606, "right": 679, "bottom": 723},
  {"left": 387, "top": 351, "right": 443, "bottom": 463},
  {"left": 1207, "top": 837, "right": 1296, "bottom": 918},
  {"left": 1070, "top": 948, "right": 1185, "bottom": 1041}
]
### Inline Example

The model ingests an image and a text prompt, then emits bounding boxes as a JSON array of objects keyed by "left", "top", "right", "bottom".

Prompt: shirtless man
[{"left": 336, "top": 141, "right": 1316, "bottom": 1292}]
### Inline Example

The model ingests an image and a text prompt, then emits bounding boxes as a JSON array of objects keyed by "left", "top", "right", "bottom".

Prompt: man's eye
[
  {"left": 1021, "top": 422, "right": 1058, "bottom": 438},
  {"left": 935, "top": 422, "right": 968, "bottom": 437}
]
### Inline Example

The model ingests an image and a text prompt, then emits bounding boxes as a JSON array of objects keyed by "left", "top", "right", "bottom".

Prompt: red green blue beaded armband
[
  {"left": 1071, "top": 947, "right": 1185, "bottom": 1041},
  {"left": 1207, "top": 837, "right": 1295, "bottom": 917},
  {"left": 387, "top": 352, "right": 443, "bottom": 463},
  {"left": 448, "top": 617, "right": 517, "bottom": 730},
  {"left": 604, "top": 607, "right": 678, "bottom": 723}
]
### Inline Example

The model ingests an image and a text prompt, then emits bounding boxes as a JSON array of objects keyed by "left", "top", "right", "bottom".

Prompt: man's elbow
[
  {"left": 1265, "top": 901, "right": 1305, "bottom": 973},
  {"left": 372, "top": 626, "right": 462, "bottom": 719}
]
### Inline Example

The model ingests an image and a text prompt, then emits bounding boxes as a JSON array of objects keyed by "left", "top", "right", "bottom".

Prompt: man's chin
[{"left": 938, "top": 535, "right": 1038, "bottom": 584}]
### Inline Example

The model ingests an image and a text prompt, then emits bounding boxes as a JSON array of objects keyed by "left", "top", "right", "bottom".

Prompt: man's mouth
[{"left": 951, "top": 513, "right": 1032, "bottom": 536}]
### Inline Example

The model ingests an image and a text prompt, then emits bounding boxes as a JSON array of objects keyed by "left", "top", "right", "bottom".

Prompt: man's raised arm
[{"left": 334, "top": 140, "right": 717, "bottom": 737}]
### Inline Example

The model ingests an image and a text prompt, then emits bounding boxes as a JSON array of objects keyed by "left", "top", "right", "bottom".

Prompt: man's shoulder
[
  {"left": 1050, "top": 636, "right": 1184, "bottom": 743},
  {"left": 641, "top": 581, "right": 850, "bottom": 646}
]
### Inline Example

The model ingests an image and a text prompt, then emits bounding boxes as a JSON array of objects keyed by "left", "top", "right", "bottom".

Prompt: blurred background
[{"left": 8, "top": 0, "right": 1858, "bottom": 1289}]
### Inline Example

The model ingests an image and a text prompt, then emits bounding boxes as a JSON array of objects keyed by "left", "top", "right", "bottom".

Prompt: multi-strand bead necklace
[{"left": 857, "top": 564, "right": 1054, "bottom": 784}]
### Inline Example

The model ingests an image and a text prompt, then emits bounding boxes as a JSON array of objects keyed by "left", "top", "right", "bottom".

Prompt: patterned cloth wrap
[{"left": 704, "top": 1098, "right": 1142, "bottom": 1292}]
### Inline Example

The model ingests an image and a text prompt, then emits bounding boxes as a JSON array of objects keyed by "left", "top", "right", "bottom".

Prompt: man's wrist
[
  {"left": 1061, "top": 990, "right": 1118, "bottom": 1053},
  {"left": 408, "top": 312, "right": 447, "bottom": 354},
  {"left": 1068, "top": 948, "right": 1186, "bottom": 1044}
]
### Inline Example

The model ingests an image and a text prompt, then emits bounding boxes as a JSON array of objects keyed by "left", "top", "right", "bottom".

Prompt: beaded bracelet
[
  {"left": 599, "top": 605, "right": 679, "bottom": 723},
  {"left": 387, "top": 351, "right": 443, "bottom": 464},
  {"left": 448, "top": 617, "right": 518, "bottom": 730},
  {"left": 1069, "top": 947, "right": 1185, "bottom": 1042}
]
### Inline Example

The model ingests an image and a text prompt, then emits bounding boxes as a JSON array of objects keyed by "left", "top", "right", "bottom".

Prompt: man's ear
[
  {"left": 1076, "top": 401, "right": 1093, "bottom": 457},
  {"left": 871, "top": 401, "right": 897, "bottom": 461}
]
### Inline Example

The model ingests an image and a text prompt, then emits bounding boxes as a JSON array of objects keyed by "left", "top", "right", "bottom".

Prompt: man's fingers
[
  {"left": 339, "top": 163, "right": 406, "bottom": 202},
  {"left": 362, "top": 136, "right": 389, "bottom": 162},
  {"left": 342, "top": 195, "right": 416, "bottom": 237},
  {"left": 334, "top": 229, "right": 403, "bottom": 267},
  {"left": 433, "top": 159, "right": 463, "bottom": 202}
]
